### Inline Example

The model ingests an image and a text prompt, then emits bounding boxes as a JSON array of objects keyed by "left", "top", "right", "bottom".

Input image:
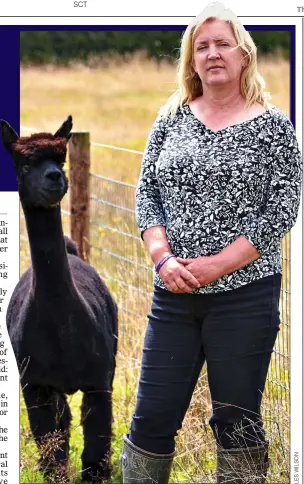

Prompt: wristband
[{"left": 155, "top": 254, "right": 176, "bottom": 273}]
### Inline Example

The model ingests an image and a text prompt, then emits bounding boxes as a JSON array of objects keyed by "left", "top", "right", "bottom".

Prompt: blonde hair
[{"left": 161, "top": 1, "right": 270, "bottom": 117}]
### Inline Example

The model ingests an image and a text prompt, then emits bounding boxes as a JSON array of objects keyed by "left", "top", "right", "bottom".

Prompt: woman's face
[{"left": 192, "top": 19, "right": 246, "bottom": 89}]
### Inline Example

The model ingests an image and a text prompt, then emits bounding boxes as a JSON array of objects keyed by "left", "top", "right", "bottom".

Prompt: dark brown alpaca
[{"left": 0, "top": 117, "right": 118, "bottom": 483}]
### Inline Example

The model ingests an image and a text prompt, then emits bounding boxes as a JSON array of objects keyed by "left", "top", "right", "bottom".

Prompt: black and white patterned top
[{"left": 136, "top": 104, "right": 302, "bottom": 293}]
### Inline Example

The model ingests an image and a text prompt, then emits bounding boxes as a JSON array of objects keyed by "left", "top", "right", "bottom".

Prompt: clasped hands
[{"left": 158, "top": 254, "right": 224, "bottom": 293}]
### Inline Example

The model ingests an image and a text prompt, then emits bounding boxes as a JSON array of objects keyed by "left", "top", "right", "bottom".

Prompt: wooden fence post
[{"left": 68, "top": 131, "right": 90, "bottom": 263}]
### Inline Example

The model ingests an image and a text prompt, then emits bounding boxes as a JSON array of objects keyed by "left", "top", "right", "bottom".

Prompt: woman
[{"left": 120, "top": 2, "right": 302, "bottom": 483}]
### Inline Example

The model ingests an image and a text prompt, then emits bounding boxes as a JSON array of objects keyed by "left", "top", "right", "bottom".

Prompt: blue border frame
[{"left": 0, "top": 25, "right": 295, "bottom": 191}]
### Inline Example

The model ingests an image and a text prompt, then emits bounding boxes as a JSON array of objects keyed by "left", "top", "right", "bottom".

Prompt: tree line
[{"left": 20, "top": 30, "right": 290, "bottom": 64}]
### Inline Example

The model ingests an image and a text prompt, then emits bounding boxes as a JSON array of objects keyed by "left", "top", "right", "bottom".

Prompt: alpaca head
[{"left": 0, "top": 116, "right": 73, "bottom": 208}]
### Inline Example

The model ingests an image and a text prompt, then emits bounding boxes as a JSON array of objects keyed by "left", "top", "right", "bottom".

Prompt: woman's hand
[
  {"left": 177, "top": 236, "right": 260, "bottom": 287},
  {"left": 176, "top": 255, "right": 224, "bottom": 287},
  {"left": 158, "top": 257, "right": 201, "bottom": 293},
  {"left": 142, "top": 225, "right": 200, "bottom": 293}
]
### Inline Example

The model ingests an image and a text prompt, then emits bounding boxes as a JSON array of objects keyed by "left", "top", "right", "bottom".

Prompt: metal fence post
[{"left": 68, "top": 131, "right": 90, "bottom": 263}]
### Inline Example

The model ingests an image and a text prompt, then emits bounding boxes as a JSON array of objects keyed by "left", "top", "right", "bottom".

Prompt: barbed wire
[
  {"left": 90, "top": 173, "right": 137, "bottom": 189},
  {"left": 98, "top": 270, "right": 153, "bottom": 298},
  {"left": 89, "top": 219, "right": 141, "bottom": 241},
  {"left": 91, "top": 245, "right": 153, "bottom": 272},
  {"left": 20, "top": 125, "right": 144, "bottom": 157},
  {"left": 92, "top": 141, "right": 143, "bottom": 156},
  {"left": 90, "top": 194, "right": 136, "bottom": 214}
]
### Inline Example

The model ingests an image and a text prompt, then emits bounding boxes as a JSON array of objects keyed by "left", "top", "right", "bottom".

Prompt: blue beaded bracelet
[{"left": 155, "top": 254, "right": 176, "bottom": 273}]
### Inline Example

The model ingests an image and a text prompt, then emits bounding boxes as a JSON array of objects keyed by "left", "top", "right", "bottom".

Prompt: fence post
[{"left": 68, "top": 131, "right": 90, "bottom": 263}]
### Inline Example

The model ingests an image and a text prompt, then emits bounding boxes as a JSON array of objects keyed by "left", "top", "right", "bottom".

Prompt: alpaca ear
[
  {"left": 0, "top": 119, "right": 19, "bottom": 152},
  {"left": 54, "top": 115, "right": 73, "bottom": 141}
]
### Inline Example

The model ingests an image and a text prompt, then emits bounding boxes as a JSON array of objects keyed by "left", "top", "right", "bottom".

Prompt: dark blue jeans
[{"left": 129, "top": 274, "right": 281, "bottom": 454}]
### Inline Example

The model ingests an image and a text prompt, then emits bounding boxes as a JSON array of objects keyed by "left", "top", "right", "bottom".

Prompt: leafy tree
[{"left": 20, "top": 30, "right": 290, "bottom": 65}]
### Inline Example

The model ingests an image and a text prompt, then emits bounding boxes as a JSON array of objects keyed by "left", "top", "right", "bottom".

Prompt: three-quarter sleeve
[
  {"left": 136, "top": 113, "right": 167, "bottom": 236},
  {"left": 242, "top": 116, "right": 302, "bottom": 254}
]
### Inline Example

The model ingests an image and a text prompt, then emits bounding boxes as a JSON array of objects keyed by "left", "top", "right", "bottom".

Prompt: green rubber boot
[
  {"left": 120, "top": 435, "right": 175, "bottom": 484},
  {"left": 216, "top": 444, "right": 269, "bottom": 483}
]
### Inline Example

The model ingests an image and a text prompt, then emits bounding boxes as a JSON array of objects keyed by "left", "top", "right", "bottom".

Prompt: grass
[
  {"left": 19, "top": 54, "right": 291, "bottom": 483},
  {"left": 20, "top": 54, "right": 290, "bottom": 184}
]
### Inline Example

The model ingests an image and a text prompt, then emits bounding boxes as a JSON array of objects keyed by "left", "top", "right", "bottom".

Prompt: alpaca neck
[{"left": 23, "top": 204, "right": 76, "bottom": 298}]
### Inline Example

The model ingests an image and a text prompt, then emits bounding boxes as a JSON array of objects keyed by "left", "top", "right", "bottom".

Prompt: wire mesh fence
[{"left": 19, "top": 142, "right": 291, "bottom": 482}]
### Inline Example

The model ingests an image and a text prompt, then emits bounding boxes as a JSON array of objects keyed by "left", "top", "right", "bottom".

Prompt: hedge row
[{"left": 20, "top": 30, "right": 290, "bottom": 64}]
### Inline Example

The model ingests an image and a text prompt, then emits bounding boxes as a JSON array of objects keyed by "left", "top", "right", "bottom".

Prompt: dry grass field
[
  {"left": 19, "top": 55, "right": 291, "bottom": 483},
  {"left": 20, "top": 55, "right": 290, "bottom": 184}
]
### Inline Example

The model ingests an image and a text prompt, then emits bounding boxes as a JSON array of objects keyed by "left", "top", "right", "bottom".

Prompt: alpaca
[{"left": 0, "top": 116, "right": 118, "bottom": 483}]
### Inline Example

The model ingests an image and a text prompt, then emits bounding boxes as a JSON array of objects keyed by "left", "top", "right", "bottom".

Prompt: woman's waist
[
  {"left": 165, "top": 224, "right": 239, "bottom": 257},
  {"left": 154, "top": 255, "right": 282, "bottom": 294},
  {"left": 165, "top": 228, "right": 281, "bottom": 259}
]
